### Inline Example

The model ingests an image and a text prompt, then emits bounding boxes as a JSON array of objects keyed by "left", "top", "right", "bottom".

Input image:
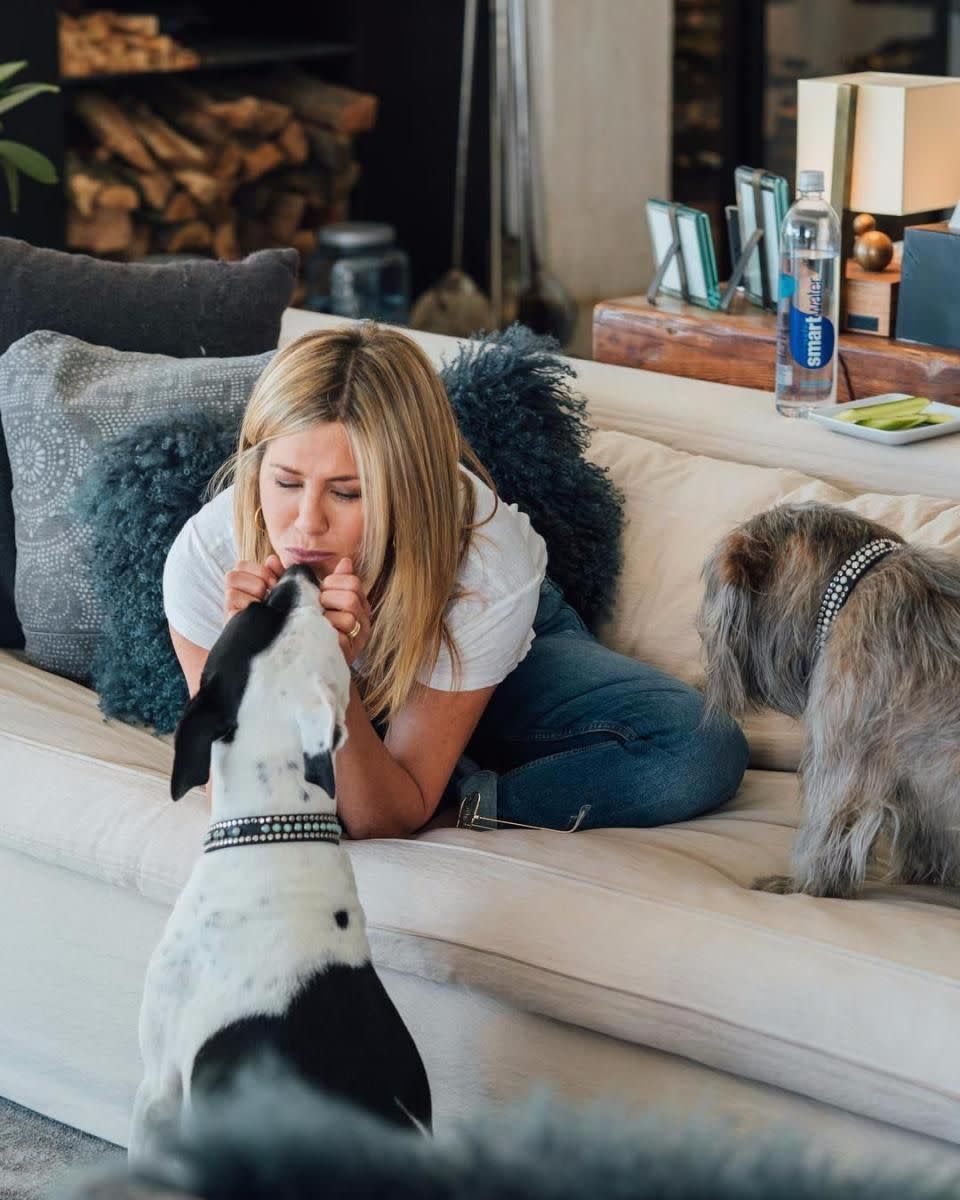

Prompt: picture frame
[
  {"left": 645, "top": 199, "right": 721, "bottom": 310},
  {"left": 734, "top": 166, "right": 790, "bottom": 310}
]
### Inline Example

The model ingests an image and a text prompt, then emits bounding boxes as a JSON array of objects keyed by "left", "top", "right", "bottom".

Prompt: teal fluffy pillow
[
  {"left": 440, "top": 325, "right": 624, "bottom": 629},
  {"left": 74, "top": 412, "right": 239, "bottom": 734},
  {"left": 78, "top": 326, "right": 624, "bottom": 733}
]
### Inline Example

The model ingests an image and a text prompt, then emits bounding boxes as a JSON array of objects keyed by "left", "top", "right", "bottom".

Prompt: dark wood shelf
[{"left": 58, "top": 36, "right": 357, "bottom": 87}]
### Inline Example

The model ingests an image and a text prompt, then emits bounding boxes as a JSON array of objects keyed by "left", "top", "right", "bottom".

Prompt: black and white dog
[{"left": 129, "top": 564, "right": 431, "bottom": 1167}]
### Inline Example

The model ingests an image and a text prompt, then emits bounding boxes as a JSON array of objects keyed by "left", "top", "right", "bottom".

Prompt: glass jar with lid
[{"left": 304, "top": 221, "right": 411, "bottom": 325}]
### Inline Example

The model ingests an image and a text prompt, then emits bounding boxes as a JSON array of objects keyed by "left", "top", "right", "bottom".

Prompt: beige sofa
[{"left": 2, "top": 309, "right": 959, "bottom": 1163}]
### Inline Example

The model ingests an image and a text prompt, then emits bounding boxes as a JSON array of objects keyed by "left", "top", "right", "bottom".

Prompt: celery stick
[
  {"left": 859, "top": 415, "right": 929, "bottom": 431},
  {"left": 834, "top": 396, "right": 930, "bottom": 423}
]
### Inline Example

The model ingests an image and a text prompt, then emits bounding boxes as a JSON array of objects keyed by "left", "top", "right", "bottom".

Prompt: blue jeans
[{"left": 446, "top": 577, "right": 749, "bottom": 831}]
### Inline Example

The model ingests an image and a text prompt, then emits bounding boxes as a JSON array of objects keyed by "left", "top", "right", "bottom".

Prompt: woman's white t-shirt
[{"left": 162, "top": 469, "right": 548, "bottom": 692}]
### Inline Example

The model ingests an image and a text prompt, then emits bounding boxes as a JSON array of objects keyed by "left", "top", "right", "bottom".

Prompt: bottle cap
[
  {"left": 318, "top": 222, "right": 396, "bottom": 250},
  {"left": 798, "top": 169, "right": 825, "bottom": 193}
]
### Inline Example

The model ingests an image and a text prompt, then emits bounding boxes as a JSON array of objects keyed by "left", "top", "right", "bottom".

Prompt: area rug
[{"left": 0, "top": 1096, "right": 123, "bottom": 1200}]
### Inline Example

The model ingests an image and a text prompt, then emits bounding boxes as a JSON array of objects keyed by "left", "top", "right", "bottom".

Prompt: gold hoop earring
[{"left": 254, "top": 504, "right": 264, "bottom": 530}]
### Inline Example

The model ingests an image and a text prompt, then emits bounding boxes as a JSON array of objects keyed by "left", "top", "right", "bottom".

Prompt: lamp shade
[{"left": 796, "top": 72, "right": 960, "bottom": 216}]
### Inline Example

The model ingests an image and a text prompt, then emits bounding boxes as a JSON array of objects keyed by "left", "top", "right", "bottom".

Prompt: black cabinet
[{"left": 1, "top": 0, "right": 492, "bottom": 300}]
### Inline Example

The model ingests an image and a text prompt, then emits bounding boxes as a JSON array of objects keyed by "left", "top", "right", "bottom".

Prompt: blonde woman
[{"left": 163, "top": 324, "right": 748, "bottom": 838}]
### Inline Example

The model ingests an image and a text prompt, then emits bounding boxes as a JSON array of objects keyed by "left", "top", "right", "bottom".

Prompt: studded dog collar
[
  {"left": 813, "top": 538, "right": 900, "bottom": 656},
  {"left": 203, "top": 813, "right": 342, "bottom": 853}
]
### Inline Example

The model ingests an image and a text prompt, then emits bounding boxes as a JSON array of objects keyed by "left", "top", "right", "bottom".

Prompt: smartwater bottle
[{"left": 774, "top": 169, "right": 842, "bottom": 417}]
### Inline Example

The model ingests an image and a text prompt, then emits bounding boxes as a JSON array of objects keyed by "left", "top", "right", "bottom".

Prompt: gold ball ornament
[
  {"left": 852, "top": 212, "right": 877, "bottom": 237},
  {"left": 853, "top": 229, "right": 894, "bottom": 272}
]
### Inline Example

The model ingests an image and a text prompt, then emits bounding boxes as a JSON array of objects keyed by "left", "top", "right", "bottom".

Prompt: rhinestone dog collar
[
  {"left": 203, "top": 813, "right": 341, "bottom": 853},
  {"left": 813, "top": 538, "right": 900, "bottom": 655}
]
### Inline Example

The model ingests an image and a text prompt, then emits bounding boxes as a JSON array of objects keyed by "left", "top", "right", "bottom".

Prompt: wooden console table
[{"left": 592, "top": 294, "right": 960, "bottom": 406}]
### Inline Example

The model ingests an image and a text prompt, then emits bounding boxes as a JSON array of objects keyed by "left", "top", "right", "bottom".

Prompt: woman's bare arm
[
  {"left": 168, "top": 624, "right": 494, "bottom": 834},
  {"left": 332, "top": 678, "right": 496, "bottom": 839}
]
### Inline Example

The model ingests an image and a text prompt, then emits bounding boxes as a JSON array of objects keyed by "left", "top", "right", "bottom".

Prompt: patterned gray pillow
[{"left": 0, "top": 330, "right": 272, "bottom": 683}]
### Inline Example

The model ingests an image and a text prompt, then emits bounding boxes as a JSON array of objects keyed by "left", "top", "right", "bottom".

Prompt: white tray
[{"left": 808, "top": 393, "right": 960, "bottom": 445}]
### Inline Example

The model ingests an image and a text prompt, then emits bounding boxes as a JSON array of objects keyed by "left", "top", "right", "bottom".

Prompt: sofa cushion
[
  {"left": 585, "top": 429, "right": 960, "bottom": 772},
  {"left": 1, "top": 646, "right": 958, "bottom": 1144},
  {"left": 0, "top": 332, "right": 271, "bottom": 684},
  {"left": 0, "top": 240, "right": 297, "bottom": 651}
]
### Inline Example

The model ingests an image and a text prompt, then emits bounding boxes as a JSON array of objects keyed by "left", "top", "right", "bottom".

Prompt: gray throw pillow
[
  {"left": 0, "top": 330, "right": 272, "bottom": 683},
  {"left": 0, "top": 239, "right": 297, "bottom": 651}
]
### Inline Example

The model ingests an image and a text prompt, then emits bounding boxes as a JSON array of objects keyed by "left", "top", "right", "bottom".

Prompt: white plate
[{"left": 808, "top": 393, "right": 960, "bottom": 445}]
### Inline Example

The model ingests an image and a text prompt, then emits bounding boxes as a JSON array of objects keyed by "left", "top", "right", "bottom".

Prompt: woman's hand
[
  {"left": 320, "top": 557, "right": 372, "bottom": 665},
  {"left": 224, "top": 554, "right": 283, "bottom": 622}
]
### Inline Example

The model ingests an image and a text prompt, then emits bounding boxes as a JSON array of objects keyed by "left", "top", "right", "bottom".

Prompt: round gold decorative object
[
  {"left": 852, "top": 212, "right": 877, "bottom": 236},
  {"left": 853, "top": 229, "right": 894, "bottom": 272},
  {"left": 348, "top": 617, "right": 362, "bottom": 641}
]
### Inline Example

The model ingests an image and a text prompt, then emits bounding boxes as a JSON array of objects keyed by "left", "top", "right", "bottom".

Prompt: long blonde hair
[{"left": 208, "top": 323, "right": 496, "bottom": 724}]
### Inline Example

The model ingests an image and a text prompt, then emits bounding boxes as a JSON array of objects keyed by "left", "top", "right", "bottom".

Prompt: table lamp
[{"left": 796, "top": 72, "right": 960, "bottom": 342}]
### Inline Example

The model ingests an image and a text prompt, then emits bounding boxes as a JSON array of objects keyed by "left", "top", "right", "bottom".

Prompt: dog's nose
[
  {"left": 293, "top": 566, "right": 323, "bottom": 603},
  {"left": 265, "top": 564, "right": 319, "bottom": 614},
  {"left": 283, "top": 563, "right": 317, "bottom": 586}
]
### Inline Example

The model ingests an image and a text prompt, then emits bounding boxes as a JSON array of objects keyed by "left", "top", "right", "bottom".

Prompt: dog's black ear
[
  {"left": 303, "top": 750, "right": 336, "bottom": 798},
  {"left": 171, "top": 685, "right": 235, "bottom": 802},
  {"left": 294, "top": 681, "right": 344, "bottom": 799}
]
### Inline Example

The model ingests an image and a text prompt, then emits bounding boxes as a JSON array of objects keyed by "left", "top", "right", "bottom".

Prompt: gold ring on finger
[{"left": 348, "top": 618, "right": 362, "bottom": 641}]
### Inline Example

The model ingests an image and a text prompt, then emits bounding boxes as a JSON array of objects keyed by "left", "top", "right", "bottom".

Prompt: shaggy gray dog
[
  {"left": 698, "top": 501, "right": 960, "bottom": 899},
  {"left": 53, "top": 1054, "right": 960, "bottom": 1200}
]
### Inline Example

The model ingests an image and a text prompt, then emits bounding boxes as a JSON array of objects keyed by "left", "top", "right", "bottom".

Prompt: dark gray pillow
[
  {"left": 0, "top": 330, "right": 272, "bottom": 683},
  {"left": 0, "top": 238, "right": 297, "bottom": 650}
]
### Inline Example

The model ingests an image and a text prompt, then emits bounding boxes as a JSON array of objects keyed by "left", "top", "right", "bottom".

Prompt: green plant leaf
[
  {"left": 0, "top": 140, "right": 58, "bottom": 184},
  {"left": 0, "top": 83, "right": 59, "bottom": 116},
  {"left": 2, "top": 159, "right": 19, "bottom": 213},
  {"left": 0, "top": 62, "right": 28, "bottom": 87}
]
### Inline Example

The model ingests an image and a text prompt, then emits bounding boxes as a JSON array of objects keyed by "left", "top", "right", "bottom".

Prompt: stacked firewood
[
  {"left": 66, "top": 72, "right": 377, "bottom": 283},
  {"left": 60, "top": 10, "right": 200, "bottom": 78}
]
